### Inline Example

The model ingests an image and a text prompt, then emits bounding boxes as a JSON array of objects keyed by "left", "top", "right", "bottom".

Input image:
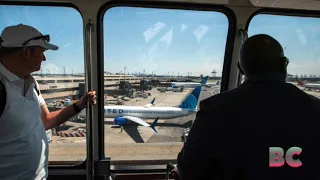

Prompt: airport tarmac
[
  {"left": 48, "top": 83, "right": 320, "bottom": 162},
  {"left": 49, "top": 87, "right": 219, "bottom": 162}
]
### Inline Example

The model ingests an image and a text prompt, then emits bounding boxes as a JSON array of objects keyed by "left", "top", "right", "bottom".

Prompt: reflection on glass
[
  {"left": 0, "top": 5, "right": 85, "bottom": 163},
  {"left": 249, "top": 14, "right": 320, "bottom": 97},
  {"left": 103, "top": 7, "right": 228, "bottom": 161}
]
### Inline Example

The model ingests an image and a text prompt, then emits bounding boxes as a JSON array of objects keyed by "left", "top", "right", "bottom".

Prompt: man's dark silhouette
[{"left": 176, "top": 34, "right": 320, "bottom": 180}]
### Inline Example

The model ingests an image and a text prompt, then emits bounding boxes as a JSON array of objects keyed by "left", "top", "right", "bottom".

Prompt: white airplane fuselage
[
  {"left": 104, "top": 106, "right": 197, "bottom": 119},
  {"left": 172, "top": 83, "right": 201, "bottom": 88},
  {"left": 172, "top": 82, "right": 219, "bottom": 88},
  {"left": 303, "top": 84, "right": 320, "bottom": 89}
]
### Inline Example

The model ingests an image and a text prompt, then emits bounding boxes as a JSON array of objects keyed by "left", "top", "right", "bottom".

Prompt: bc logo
[{"left": 269, "top": 147, "right": 302, "bottom": 168}]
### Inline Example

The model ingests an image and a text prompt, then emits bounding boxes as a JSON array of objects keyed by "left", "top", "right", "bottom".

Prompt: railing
[{"left": 85, "top": 19, "right": 94, "bottom": 180}]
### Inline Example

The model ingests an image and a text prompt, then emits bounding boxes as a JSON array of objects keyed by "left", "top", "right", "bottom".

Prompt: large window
[
  {"left": 0, "top": 5, "right": 85, "bottom": 164},
  {"left": 103, "top": 6, "right": 228, "bottom": 161},
  {"left": 248, "top": 14, "right": 320, "bottom": 98}
]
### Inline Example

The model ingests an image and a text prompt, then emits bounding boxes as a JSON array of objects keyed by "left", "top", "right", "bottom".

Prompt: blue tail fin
[
  {"left": 150, "top": 117, "right": 159, "bottom": 133},
  {"left": 200, "top": 76, "right": 209, "bottom": 85},
  {"left": 151, "top": 98, "right": 155, "bottom": 105},
  {"left": 178, "top": 85, "right": 202, "bottom": 109}
]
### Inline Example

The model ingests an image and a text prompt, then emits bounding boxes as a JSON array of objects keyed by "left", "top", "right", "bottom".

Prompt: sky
[
  {"left": 0, "top": 5, "right": 319, "bottom": 77},
  {"left": 249, "top": 14, "right": 320, "bottom": 77}
]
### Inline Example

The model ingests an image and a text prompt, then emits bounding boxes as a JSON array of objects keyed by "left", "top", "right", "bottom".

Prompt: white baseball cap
[{"left": 0, "top": 24, "right": 58, "bottom": 50}]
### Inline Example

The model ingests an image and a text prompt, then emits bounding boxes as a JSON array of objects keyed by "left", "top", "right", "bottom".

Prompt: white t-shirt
[{"left": 0, "top": 62, "right": 48, "bottom": 180}]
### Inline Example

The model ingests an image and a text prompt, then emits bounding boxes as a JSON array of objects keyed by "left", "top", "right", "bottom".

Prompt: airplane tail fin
[
  {"left": 200, "top": 76, "right": 209, "bottom": 85},
  {"left": 151, "top": 97, "right": 155, "bottom": 105},
  {"left": 150, "top": 117, "right": 159, "bottom": 133},
  {"left": 296, "top": 78, "right": 305, "bottom": 86},
  {"left": 216, "top": 81, "right": 220, "bottom": 85},
  {"left": 144, "top": 97, "right": 156, "bottom": 107},
  {"left": 178, "top": 85, "right": 202, "bottom": 110}
]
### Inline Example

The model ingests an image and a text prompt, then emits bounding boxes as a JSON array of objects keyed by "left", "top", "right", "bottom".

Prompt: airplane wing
[{"left": 122, "top": 116, "right": 151, "bottom": 127}]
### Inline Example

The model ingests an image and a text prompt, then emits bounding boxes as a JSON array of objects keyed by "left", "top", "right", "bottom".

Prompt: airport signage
[{"left": 269, "top": 147, "right": 302, "bottom": 168}]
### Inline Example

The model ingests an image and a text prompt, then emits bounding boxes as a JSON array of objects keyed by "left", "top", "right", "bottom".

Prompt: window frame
[
  {"left": 243, "top": 8, "right": 320, "bottom": 86},
  {"left": 0, "top": 1, "right": 86, "bottom": 170},
  {"left": 96, "top": 1, "right": 237, "bottom": 170}
]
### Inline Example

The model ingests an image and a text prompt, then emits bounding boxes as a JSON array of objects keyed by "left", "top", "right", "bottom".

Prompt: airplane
[
  {"left": 171, "top": 77, "right": 219, "bottom": 88},
  {"left": 296, "top": 79, "right": 320, "bottom": 91},
  {"left": 104, "top": 76, "right": 207, "bottom": 133},
  {"left": 201, "top": 80, "right": 220, "bottom": 88}
]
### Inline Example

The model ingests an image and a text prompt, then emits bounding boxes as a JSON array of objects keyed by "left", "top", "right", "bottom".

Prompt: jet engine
[{"left": 114, "top": 117, "right": 127, "bottom": 125}]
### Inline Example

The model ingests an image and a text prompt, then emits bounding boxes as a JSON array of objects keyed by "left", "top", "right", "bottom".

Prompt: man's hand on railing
[
  {"left": 167, "top": 163, "right": 180, "bottom": 180},
  {"left": 171, "top": 167, "right": 180, "bottom": 180}
]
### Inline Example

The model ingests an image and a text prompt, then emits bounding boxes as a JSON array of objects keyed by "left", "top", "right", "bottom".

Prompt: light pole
[{"left": 124, "top": 66, "right": 126, "bottom": 89}]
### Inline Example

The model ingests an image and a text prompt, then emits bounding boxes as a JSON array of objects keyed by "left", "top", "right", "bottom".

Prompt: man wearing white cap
[{"left": 0, "top": 24, "right": 97, "bottom": 180}]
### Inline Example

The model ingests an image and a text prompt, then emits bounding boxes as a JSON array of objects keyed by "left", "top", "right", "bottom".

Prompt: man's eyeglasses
[
  {"left": 22, "top": 35, "right": 50, "bottom": 46},
  {"left": 283, "top": 57, "right": 289, "bottom": 67}
]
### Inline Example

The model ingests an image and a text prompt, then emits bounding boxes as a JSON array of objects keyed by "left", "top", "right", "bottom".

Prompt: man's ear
[
  {"left": 21, "top": 47, "right": 28, "bottom": 57},
  {"left": 21, "top": 47, "right": 32, "bottom": 59},
  {"left": 279, "top": 57, "right": 289, "bottom": 74}
]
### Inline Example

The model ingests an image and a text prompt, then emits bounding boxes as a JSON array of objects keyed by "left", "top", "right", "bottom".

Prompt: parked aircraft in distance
[
  {"left": 171, "top": 76, "right": 220, "bottom": 88},
  {"left": 296, "top": 79, "right": 320, "bottom": 91}
]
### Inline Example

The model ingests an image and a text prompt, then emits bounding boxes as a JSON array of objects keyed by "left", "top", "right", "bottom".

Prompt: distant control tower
[{"left": 211, "top": 69, "right": 217, "bottom": 77}]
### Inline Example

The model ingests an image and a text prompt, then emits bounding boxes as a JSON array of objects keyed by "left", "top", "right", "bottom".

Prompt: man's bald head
[{"left": 239, "top": 34, "right": 287, "bottom": 76}]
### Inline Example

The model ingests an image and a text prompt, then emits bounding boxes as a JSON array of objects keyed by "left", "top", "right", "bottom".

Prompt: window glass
[
  {"left": 248, "top": 14, "right": 320, "bottom": 98},
  {"left": 0, "top": 5, "right": 85, "bottom": 164},
  {"left": 103, "top": 6, "right": 228, "bottom": 161}
]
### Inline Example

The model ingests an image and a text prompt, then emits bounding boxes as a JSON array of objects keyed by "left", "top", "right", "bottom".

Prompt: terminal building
[
  {"left": 33, "top": 74, "right": 190, "bottom": 102},
  {"left": 34, "top": 74, "right": 143, "bottom": 102}
]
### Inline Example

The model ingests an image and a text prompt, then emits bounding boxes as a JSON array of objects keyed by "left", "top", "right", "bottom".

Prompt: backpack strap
[
  {"left": 0, "top": 80, "right": 6, "bottom": 117},
  {"left": 33, "top": 79, "right": 40, "bottom": 96},
  {"left": 34, "top": 83, "right": 40, "bottom": 96}
]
